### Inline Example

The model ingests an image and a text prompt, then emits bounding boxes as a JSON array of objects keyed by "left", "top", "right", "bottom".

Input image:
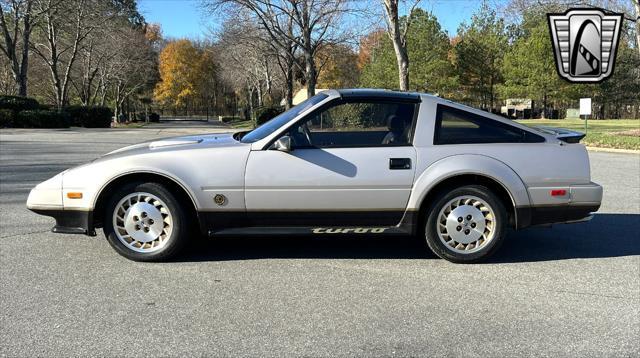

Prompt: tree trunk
[
  {"left": 285, "top": 62, "right": 294, "bottom": 109},
  {"left": 634, "top": 0, "right": 640, "bottom": 57},
  {"left": 304, "top": 48, "right": 316, "bottom": 98},
  {"left": 17, "top": 4, "right": 31, "bottom": 97},
  {"left": 383, "top": 0, "right": 410, "bottom": 91}
]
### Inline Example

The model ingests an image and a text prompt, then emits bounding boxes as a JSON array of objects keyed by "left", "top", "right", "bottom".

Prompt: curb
[{"left": 586, "top": 146, "right": 640, "bottom": 154}]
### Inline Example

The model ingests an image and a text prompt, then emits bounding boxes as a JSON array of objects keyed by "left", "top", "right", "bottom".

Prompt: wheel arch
[
  {"left": 409, "top": 154, "right": 531, "bottom": 229},
  {"left": 92, "top": 171, "right": 200, "bottom": 231}
]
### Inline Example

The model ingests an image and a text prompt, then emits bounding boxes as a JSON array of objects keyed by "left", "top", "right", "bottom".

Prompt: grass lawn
[{"left": 517, "top": 119, "right": 640, "bottom": 150}]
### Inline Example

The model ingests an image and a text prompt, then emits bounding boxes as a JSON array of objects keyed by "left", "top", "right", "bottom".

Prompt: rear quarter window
[{"left": 434, "top": 105, "right": 545, "bottom": 145}]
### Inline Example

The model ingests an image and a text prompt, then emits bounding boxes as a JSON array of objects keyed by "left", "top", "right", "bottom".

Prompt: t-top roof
[{"left": 336, "top": 88, "right": 422, "bottom": 102}]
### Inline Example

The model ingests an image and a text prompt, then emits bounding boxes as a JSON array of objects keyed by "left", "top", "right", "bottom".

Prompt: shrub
[
  {"left": 16, "top": 110, "right": 70, "bottom": 128},
  {"left": 254, "top": 105, "right": 284, "bottom": 125},
  {"left": 0, "top": 95, "right": 40, "bottom": 112},
  {"left": 149, "top": 112, "right": 160, "bottom": 122},
  {"left": 65, "top": 105, "right": 112, "bottom": 128},
  {"left": 0, "top": 109, "right": 15, "bottom": 127}
]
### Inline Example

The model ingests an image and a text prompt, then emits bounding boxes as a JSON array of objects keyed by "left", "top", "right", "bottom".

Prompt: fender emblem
[{"left": 213, "top": 194, "right": 227, "bottom": 206}]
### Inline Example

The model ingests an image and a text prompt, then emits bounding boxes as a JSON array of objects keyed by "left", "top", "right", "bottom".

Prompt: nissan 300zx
[{"left": 27, "top": 89, "right": 603, "bottom": 263}]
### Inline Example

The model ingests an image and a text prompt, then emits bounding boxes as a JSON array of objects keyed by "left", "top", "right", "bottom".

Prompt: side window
[
  {"left": 289, "top": 100, "right": 416, "bottom": 148},
  {"left": 434, "top": 105, "right": 545, "bottom": 144}
]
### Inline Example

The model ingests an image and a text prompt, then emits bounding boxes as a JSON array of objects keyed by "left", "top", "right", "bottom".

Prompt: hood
[{"left": 101, "top": 132, "right": 244, "bottom": 159}]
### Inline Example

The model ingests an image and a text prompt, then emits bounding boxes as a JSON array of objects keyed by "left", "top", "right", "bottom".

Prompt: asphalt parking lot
[{"left": 1, "top": 122, "right": 639, "bottom": 357}]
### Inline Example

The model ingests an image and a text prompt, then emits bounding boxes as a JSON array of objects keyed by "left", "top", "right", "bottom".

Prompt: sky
[{"left": 138, "top": 0, "right": 496, "bottom": 41}]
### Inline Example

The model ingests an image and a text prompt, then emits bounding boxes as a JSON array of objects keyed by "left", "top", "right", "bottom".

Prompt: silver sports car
[{"left": 27, "top": 89, "right": 602, "bottom": 263}]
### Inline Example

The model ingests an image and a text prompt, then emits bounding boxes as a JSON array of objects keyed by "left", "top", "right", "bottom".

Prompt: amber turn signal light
[{"left": 67, "top": 192, "right": 83, "bottom": 199}]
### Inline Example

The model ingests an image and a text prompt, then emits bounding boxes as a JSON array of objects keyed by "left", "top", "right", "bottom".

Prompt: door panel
[{"left": 244, "top": 146, "right": 416, "bottom": 225}]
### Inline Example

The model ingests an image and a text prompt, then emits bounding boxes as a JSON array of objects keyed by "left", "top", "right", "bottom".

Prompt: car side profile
[{"left": 27, "top": 89, "right": 603, "bottom": 263}]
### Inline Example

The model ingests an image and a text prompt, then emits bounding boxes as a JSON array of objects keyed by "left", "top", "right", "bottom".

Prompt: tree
[
  {"left": 0, "top": 0, "right": 39, "bottom": 96},
  {"left": 381, "top": 0, "right": 421, "bottom": 91},
  {"left": 154, "top": 39, "right": 200, "bottom": 109},
  {"left": 204, "top": 0, "right": 351, "bottom": 98},
  {"left": 454, "top": 2, "right": 508, "bottom": 110},
  {"left": 30, "top": 0, "right": 115, "bottom": 109},
  {"left": 360, "top": 9, "right": 453, "bottom": 94},
  {"left": 316, "top": 43, "right": 359, "bottom": 88},
  {"left": 501, "top": 12, "right": 565, "bottom": 116}
]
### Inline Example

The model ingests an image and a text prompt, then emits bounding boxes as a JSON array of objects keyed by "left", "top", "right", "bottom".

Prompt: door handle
[{"left": 389, "top": 158, "right": 411, "bottom": 170}]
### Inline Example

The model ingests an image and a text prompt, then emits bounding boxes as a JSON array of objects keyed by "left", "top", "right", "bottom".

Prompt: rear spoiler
[{"left": 535, "top": 126, "right": 586, "bottom": 144}]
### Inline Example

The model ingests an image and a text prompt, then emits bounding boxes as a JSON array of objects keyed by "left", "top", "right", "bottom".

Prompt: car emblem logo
[{"left": 547, "top": 8, "right": 623, "bottom": 83}]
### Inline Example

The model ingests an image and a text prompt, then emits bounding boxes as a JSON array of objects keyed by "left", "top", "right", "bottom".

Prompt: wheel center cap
[
  {"left": 445, "top": 205, "right": 486, "bottom": 244},
  {"left": 124, "top": 202, "right": 164, "bottom": 243}
]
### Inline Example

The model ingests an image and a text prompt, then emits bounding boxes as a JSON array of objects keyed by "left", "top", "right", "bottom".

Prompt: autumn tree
[
  {"left": 316, "top": 43, "right": 359, "bottom": 88},
  {"left": 154, "top": 39, "right": 218, "bottom": 116}
]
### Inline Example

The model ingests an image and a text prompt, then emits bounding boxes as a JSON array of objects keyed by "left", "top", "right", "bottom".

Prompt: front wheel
[
  {"left": 103, "top": 182, "right": 189, "bottom": 261},
  {"left": 425, "top": 185, "right": 507, "bottom": 263}
]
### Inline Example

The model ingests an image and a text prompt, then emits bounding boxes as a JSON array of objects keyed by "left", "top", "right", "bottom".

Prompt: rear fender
[{"left": 407, "top": 154, "right": 531, "bottom": 210}]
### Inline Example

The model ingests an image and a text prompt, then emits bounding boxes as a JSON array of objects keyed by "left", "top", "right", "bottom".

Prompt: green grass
[{"left": 517, "top": 119, "right": 640, "bottom": 150}]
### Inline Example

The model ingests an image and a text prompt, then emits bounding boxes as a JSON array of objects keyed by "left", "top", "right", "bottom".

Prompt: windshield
[{"left": 240, "top": 93, "right": 329, "bottom": 143}]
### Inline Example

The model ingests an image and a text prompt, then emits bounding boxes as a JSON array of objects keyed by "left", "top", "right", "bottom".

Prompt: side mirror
[{"left": 271, "top": 135, "right": 292, "bottom": 152}]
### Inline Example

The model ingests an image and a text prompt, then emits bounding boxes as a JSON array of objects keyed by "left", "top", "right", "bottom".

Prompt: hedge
[
  {"left": 16, "top": 110, "right": 70, "bottom": 128},
  {"left": 0, "top": 109, "right": 15, "bottom": 127},
  {"left": 254, "top": 105, "right": 285, "bottom": 125},
  {"left": 149, "top": 112, "right": 160, "bottom": 122},
  {"left": 65, "top": 105, "right": 112, "bottom": 128},
  {"left": 0, "top": 95, "right": 40, "bottom": 112}
]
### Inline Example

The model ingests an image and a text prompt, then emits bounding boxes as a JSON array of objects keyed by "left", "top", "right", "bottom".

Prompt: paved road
[{"left": 1, "top": 122, "right": 638, "bottom": 357}]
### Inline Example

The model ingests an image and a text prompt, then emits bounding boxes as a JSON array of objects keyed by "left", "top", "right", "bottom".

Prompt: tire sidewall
[
  {"left": 103, "top": 182, "right": 188, "bottom": 261},
  {"left": 425, "top": 185, "right": 507, "bottom": 263}
]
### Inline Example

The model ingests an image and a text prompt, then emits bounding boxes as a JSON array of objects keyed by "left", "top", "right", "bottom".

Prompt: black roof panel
[{"left": 336, "top": 89, "right": 421, "bottom": 102}]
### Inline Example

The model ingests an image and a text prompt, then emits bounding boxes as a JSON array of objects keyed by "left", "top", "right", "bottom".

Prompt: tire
[
  {"left": 424, "top": 185, "right": 507, "bottom": 263},
  {"left": 103, "top": 182, "right": 190, "bottom": 261}
]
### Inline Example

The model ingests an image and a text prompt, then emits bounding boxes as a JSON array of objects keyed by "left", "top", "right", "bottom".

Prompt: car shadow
[{"left": 176, "top": 213, "right": 640, "bottom": 263}]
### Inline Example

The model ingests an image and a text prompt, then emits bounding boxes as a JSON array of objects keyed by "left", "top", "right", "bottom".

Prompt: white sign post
[{"left": 579, "top": 98, "right": 591, "bottom": 134}]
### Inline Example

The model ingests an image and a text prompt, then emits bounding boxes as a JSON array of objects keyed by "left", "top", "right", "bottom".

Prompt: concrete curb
[{"left": 586, "top": 146, "right": 640, "bottom": 154}]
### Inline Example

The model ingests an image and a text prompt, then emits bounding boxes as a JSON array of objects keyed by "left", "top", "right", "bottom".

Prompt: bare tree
[
  {"left": 30, "top": 0, "right": 111, "bottom": 109},
  {"left": 205, "top": 0, "right": 350, "bottom": 99},
  {"left": 105, "top": 27, "right": 156, "bottom": 122},
  {"left": 381, "top": 0, "right": 420, "bottom": 91},
  {"left": 0, "top": 0, "right": 43, "bottom": 96}
]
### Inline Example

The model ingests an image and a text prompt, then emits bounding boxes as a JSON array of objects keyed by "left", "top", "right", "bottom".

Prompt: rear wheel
[
  {"left": 103, "top": 182, "right": 189, "bottom": 261},
  {"left": 424, "top": 185, "right": 507, "bottom": 263}
]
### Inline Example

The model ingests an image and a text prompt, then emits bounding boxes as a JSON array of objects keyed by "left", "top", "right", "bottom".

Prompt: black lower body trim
[
  {"left": 201, "top": 210, "right": 419, "bottom": 236},
  {"left": 516, "top": 204, "right": 600, "bottom": 228},
  {"left": 29, "top": 209, "right": 96, "bottom": 236}
]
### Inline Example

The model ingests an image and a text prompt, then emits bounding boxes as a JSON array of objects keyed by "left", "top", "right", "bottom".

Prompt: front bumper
[
  {"left": 27, "top": 176, "right": 95, "bottom": 236},
  {"left": 28, "top": 208, "right": 96, "bottom": 236}
]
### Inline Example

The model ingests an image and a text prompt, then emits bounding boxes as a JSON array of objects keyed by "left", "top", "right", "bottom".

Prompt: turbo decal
[{"left": 312, "top": 228, "right": 388, "bottom": 234}]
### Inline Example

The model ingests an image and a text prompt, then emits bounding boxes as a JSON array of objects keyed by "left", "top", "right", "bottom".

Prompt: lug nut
[
  {"left": 141, "top": 212, "right": 147, "bottom": 218},
  {"left": 466, "top": 215, "right": 472, "bottom": 220},
  {"left": 148, "top": 219, "right": 154, "bottom": 225},
  {"left": 133, "top": 215, "right": 139, "bottom": 221},
  {"left": 143, "top": 227, "right": 149, "bottom": 233},
  {"left": 464, "top": 229, "right": 470, "bottom": 235},
  {"left": 456, "top": 226, "right": 462, "bottom": 231},
  {"left": 457, "top": 217, "right": 463, "bottom": 222},
  {"left": 135, "top": 224, "right": 140, "bottom": 230},
  {"left": 471, "top": 223, "right": 476, "bottom": 228}
]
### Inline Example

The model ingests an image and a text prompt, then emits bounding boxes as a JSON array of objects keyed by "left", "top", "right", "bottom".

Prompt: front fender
[
  {"left": 60, "top": 160, "right": 201, "bottom": 211},
  {"left": 407, "top": 154, "right": 531, "bottom": 210}
]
